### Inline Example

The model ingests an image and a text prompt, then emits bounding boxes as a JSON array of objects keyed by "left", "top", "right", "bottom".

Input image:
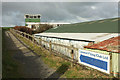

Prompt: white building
[{"left": 24, "top": 14, "right": 70, "bottom": 30}]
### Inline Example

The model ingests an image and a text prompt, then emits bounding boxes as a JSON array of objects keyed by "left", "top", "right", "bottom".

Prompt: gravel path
[{"left": 5, "top": 31, "right": 63, "bottom": 79}]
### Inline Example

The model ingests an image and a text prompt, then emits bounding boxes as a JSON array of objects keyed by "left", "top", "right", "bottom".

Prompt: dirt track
[{"left": 5, "top": 31, "right": 62, "bottom": 79}]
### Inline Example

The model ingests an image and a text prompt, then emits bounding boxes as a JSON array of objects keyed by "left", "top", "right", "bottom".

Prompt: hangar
[
  {"left": 34, "top": 17, "right": 119, "bottom": 49},
  {"left": 34, "top": 17, "right": 119, "bottom": 77}
]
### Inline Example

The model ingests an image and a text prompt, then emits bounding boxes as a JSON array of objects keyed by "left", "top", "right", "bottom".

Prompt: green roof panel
[{"left": 45, "top": 18, "right": 119, "bottom": 33}]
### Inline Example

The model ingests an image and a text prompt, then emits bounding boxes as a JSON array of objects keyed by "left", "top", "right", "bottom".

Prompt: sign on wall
[{"left": 78, "top": 49, "right": 110, "bottom": 74}]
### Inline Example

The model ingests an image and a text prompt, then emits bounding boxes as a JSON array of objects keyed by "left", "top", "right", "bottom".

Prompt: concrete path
[{"left": 5, "top": 31, "right": 63, "bottom": 79}]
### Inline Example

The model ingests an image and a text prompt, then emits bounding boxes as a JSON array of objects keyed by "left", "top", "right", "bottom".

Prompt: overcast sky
[{"left": 1, "top": 1, "right": 119, "bottom": 27}]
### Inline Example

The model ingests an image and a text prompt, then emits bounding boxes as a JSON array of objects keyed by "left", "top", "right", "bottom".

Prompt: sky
[{"left": 0, "top": 0, "right": 119, "bottom": 27}]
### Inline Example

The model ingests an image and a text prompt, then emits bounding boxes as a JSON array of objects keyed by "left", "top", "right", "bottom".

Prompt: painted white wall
[{"left": 35, "top": 33, "right": 119, "bottom": 42}]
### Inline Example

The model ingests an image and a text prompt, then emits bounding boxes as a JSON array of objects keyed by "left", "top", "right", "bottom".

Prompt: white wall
[{"left": 35, "top": 35, "right": 89, "bottom": 59}]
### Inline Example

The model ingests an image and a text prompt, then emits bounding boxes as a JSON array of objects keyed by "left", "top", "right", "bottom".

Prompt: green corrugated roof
[{"left": 45, "top": 18, "right": 119, "bottom": 33}]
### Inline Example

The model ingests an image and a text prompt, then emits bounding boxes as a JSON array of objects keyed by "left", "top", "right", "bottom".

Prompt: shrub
[
  {"left": 14, "top": 26, "right": 34, "bottom": 35},
  {"left": 35, "top": 24, "right": 53, "bottom": 33}
]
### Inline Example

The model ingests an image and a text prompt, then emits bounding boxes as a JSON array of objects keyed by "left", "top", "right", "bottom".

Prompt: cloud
[
  {"left": 2, "top": 0, "right": 119, "bottom": 2},
  {"left": 91, "top": 6, "right": 96, "bottom": 10},
  {"left": 1, "top": 2, "right": 118, "bottom": 27},
  {"left": 0, "top": 2, "right": 2, "bottom": 27}
]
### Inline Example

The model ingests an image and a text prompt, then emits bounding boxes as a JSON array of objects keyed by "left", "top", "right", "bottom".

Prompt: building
[
  {"left": 39, "top": 22, "right": 70, "bottom": 27},
  {"left": 34, "top": 17, "right": 120, "bottom": 77},
  {"left": 34, "top": 17, "right": 119, "bottom": 49},
  {"left": 24, "top": 14, "right": 41, "bottom": 30},
  {"left": 84, "top": 36, "right": 120, "bottom": 77},
  {"left": 24, "top": 14, "right": 70, "bottom": 30}
]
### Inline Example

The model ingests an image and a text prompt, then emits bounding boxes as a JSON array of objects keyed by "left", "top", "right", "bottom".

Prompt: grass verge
[{"left": 2, "top": 28, "right": 23, "bottom": 78}]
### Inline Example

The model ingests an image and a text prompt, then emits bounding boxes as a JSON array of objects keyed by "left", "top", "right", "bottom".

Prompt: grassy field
[
  {"left": 16, "top": 33, "right": 113, "bottom": 78},
  {"left": 2, "top": 27, "right": 23, "bottom": 78}
]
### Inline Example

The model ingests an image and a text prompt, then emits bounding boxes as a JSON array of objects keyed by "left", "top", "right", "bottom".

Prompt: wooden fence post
[
  {"left": 109, "top": 52, "right": 113, "bottom": 76},
  {"left": 70, "top": 45, "right": 74, "bottom": 67},
  {"left": 27, "top": 34, "right": 29, "bottom": 39},
  {"left": 23, "top": 32, "right": 24, "bottom": 37},
  {"left": 25, "top": 33, "right": 27, "bottom": 39},
  {"left": 32, "top": 35, "right": 35, "bottom": 48},
  {"left": 76, "top": 48, "right": 79, "bottom": 64},
  {"left": 18, "top": 31, "right": 19, "bottom": 37},
  {"left": 49, "top": 41, "right": 52, "bottom": 54},
  {"left": 24, "top": 32, "right": 26, "bottom": 39},
  {"left": 16, "top": 30, "right": 18, "bottom": 37},
  {"left": 28, "top": 34, "right": 30, "bottom": 40},
  {"left": 39, "top": 38, "right": 42, "bottom": 46}
]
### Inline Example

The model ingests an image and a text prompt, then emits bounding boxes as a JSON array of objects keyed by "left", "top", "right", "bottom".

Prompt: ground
[{"left": 3, "top": 30, "right": 62, "bottom": 79}]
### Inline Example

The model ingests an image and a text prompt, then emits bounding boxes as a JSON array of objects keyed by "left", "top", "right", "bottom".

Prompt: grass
[
  {"left": 2, "top": 27, "right": 13, "bottom": 30},
  {"left": 14, "top": 32, "right": 113, "bottom": 78},
  {"left": 2, "top": 27, "right": 23, "bottom": 78}
]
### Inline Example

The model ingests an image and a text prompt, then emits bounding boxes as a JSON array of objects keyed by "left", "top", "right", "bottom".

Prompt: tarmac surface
[{"left": 5, "top": 31, "right": 63, "bottom": 79}]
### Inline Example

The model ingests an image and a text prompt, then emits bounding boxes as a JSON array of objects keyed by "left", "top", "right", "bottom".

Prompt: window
[
  {"left": 25, "top": 24, "right": 28, "bottom": 26},
  {"left": 38, "top": 15, "right": 40, "bottom": 18},
  {"left": 34, "top": 16, "right": 37, "bottom": 18},
  {"left": 32, "top": 25, "right": 36, "bottom": 29},
  {"left": 30, "top": 16, "right": 33, "bottom": 18},
  {"left": 26, "top": 15, "right": 29, "bottom": 18}
]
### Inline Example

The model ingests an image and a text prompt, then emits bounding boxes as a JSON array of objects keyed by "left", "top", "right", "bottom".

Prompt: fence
[
  {"left": 10, "top": 29, "right": 79, "bottom": 61},
  {"left": 10, "top": 29, "right": 120, "bottom": 78}
]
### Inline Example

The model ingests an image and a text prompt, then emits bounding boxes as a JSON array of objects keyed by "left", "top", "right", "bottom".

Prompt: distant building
[
  {"left": 38, "top": 22, "right": 70, "bottom": 27},
  {"left": 24, "top": 14, "right": 41, "bottom": 30},
  {"left": 24, "top": 14, "right": 70, "bottom": 30}
]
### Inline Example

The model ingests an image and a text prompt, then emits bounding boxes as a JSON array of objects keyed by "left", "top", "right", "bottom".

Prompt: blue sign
[{"left": 79, "top": 49, "right": 110, "bottom": 74}]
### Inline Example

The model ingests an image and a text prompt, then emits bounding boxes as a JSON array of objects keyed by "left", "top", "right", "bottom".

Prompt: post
[
  {"left": 28, "top": 34, "right": 30, "bottom": 40},
  {"left": 25, "top": 33, "right": 28, "bottom": 39},
  {"left": 76, "top": 48, "right": 79, "bottom": 64},
  {"left": 31, "top": 35, "right": 35, "bottom": 48},
  {"left": 23, "top": 32, "right": 25, "bottom": 37},
  {"left": 70, "top": 45, "right": 74, "bottom": 67},
  {"left": 19, "top": 31, "right": 21, "bottom": 37},
  {"left": 16, "top": 31, "right": 19, "bottom": 37},
  {"left": 17, "top": 31, "right": 20, "bottom": 37},
  {"left": 39, "top": 38, "right": 42, "bottom": 46},
  {"left": 49, "top": 41, "right": 52, "bottom": 54},
  {"left": 118, "top": 53, "right": 120, "bottom": 78},
  {"left": 24, "top": 32, "right": 26, "bottom": 39},
  {"left": 109, "top": 52, "right": 113, "bottom": 76},
  {"left": 27, "top": 34, "right": 29, "bottom": 40},
  {"left": 26, "top": 34, "right": 29, "bottom": 40}
]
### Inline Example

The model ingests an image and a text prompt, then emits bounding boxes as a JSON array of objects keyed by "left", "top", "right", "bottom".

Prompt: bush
[
  {"left": 14, "top": 26, "right": 34, "bottom": 35},
  {"left": 35, "top": 24, "right": 53, "bottom": 33}
]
